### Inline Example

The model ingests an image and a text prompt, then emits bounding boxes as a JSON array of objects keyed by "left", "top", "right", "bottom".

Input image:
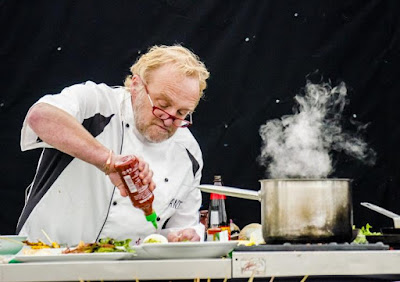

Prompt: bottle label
[
  {"left": 138, "top": 189, "right": 153, "bottom": 203},
  {"left": 207, "top": 227, "right": 222, "bottom": 241},
  {"left": 220, "top": 226, "right": 231, "bottom": 240},
  {"left": 210, "top": 210, "right": 219, "bottom": 226},
  {"left": 123, "top": 175, "right": 138, "bottom": 193},
  {"left": 218, "top": 230, "right": 229, "bottom": 242}
]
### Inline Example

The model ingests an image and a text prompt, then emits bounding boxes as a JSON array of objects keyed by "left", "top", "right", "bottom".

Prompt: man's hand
[
  {"left": 167, "top": 228, "right": 200, "bottom": 242},
  {"left": 108, "top": 154, "right": 156, "bottom": 197}
]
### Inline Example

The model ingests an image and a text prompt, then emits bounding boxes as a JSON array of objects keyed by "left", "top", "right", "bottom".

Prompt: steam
[{"left": 259, "top": 81, "right": 376, "bottom": 178}]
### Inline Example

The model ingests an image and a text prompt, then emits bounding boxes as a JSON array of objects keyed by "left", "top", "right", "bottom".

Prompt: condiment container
[{"left": 115, "top": 155, "right": 158, "bottom": 229}]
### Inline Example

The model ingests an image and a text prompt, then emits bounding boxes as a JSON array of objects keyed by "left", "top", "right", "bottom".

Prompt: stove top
[{"left": 234, "top": 242, "right": 389, "bottom": 252}]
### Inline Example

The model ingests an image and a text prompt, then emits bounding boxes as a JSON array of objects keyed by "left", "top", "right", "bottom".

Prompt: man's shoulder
[
  {"left": 64, "top": 81, "right": 125, "bottom": 94},
  {"left": 56, "top": 81, "right": 128, "bottom": 107},
  {"left": 172, "top": 128, "right": 202, "bottom": 157}
]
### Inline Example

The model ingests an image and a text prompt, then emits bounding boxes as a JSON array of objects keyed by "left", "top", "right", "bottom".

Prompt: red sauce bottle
[
  {"left": 207, "top": 175, "right": 231, "bottom": 241},
  {"left": 114, "top": 155, "right": 158, "bottom": 229}
]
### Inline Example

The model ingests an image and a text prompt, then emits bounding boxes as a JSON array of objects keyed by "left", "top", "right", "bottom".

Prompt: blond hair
[{"left": 124, "top": 45, "right": 209, "bottom": 97}]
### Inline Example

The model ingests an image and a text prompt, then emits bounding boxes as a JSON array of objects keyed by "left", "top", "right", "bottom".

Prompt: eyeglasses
[{"left": 138, "top": 77, "right": 193, "bottom": 128}]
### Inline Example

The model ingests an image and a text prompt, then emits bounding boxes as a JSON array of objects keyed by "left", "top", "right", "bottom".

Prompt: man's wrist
[{"left": 103, "top": 149, "right": 114, "bottom": 175}]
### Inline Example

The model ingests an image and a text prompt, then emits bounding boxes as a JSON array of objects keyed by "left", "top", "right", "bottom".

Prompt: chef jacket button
[
  {"left": 157, "top": 217, "right": 160, "bottom": 221},
  {"left": 164, "top": 178, "right": 168, "bottom": 182},
  {"left": 125, "top": 123, "right": 130, "bottom": 128},
  {"left": 112, "top": 201, "right": 117, "bottom": 206}
]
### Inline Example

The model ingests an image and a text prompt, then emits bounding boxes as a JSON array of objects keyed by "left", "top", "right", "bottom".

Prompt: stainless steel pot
[{"left": 199, "top": 179, "right": 353, "bottom": 243}]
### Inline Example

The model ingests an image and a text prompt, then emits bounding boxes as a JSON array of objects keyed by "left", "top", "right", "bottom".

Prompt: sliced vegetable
[{"left": 63, "top": 238, "right": 135, "bottom": 254}]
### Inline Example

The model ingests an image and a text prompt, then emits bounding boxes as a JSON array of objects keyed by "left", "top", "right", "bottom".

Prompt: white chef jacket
[{"left": 17, "top": 81, "right": 204, "bottom": 246}]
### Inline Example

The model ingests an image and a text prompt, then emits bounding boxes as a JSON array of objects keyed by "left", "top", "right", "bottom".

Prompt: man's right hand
[
  {"left": 26, "top": 104, "right": 156, "bottom": 196},
  {"left": 107, "top": 154, "right": 156, "bottom": 197}
]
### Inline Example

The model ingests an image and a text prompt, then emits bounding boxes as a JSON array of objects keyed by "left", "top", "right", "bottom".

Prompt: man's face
[{"left": 131, "top": 64, "right": 200, "bottom": 143}]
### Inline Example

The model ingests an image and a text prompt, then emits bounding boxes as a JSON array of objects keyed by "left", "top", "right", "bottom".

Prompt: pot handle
[
  {"left": 198, "top": 184, "right": 261, "bottom": 201},
  {"left": 361, "top": 202, "right": 400, "bottom": 228}
]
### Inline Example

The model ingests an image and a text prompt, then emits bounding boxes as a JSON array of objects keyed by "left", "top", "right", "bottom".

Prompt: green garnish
[
  {"left": 352, "top": 224, "right": 382, "bottom": 244},
  {"left": 97, "top": 238, "right": 135, "bottom": 253},
  {"left": 359, "top": 223, "right": 382, "bottom": 236}
]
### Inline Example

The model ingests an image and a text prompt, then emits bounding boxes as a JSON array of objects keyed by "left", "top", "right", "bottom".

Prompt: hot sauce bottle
[
  {"left": 207, "top": 175, "right": 231, "bottom": 241},
  {"left": 114, "top": 155, "right": 158, "bottom": 229}
]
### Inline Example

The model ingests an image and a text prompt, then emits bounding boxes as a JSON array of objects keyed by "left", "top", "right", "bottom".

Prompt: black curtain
[{"left": 1, "top": 0, "right": 400, "bottom": 234}]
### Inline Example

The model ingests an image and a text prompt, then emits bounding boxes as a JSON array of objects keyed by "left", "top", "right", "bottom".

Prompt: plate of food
[
  {"left": 14, "top": 251, "right": 136, "bottom": 263},
  {"left": 141, "top": 241, "right": 238, "bottom": 259},
  {"left": 13, "top": 238, "right": 138, "bottom": 262}
]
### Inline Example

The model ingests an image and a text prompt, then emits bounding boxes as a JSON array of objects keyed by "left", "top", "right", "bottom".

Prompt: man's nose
[{"left": 162, "top": 118, "right": 174, "bottom": 127}]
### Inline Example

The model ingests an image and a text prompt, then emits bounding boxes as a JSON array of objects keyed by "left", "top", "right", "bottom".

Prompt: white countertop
[
  {"left": 1, "top": 250, "right": 400, "bottom": 281},
  {"left": 232, "top": 250, "right": 400, "bottom": 278},
  {"left": 0, "top": 258, "right": 231, "bottom": 282}
]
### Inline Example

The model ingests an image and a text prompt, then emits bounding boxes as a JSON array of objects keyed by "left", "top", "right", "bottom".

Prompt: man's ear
[
  {"left": 131, "top": 75, "right": 140, "bottom": 89},
  {"left": 130, "top": 75, "right": 140, "bottom": 100}
]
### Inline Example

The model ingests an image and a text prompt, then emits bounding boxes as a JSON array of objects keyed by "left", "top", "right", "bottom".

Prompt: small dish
[{"left": 0, "top": 235, "right": 27, "bottom": 255}]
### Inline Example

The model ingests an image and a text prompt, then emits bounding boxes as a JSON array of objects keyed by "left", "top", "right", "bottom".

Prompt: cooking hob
[{"left": 234, "top": 242, "right": 390, "bottom": 252}]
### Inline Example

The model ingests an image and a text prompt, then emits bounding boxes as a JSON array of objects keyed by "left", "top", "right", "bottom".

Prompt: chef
[{"left": 17, "top": 44, "right": 210, "bottom": 246}]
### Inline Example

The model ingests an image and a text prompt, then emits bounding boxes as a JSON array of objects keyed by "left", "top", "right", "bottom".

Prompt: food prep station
[
  {"left": 3, "top": 183, "right": 400, "bottom": 281},
  {"left": 2, "top": 245, "right": 400, "bottom": 281}
]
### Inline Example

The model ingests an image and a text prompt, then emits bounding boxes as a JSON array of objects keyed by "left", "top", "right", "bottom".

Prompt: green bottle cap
[{"left": 145, "top": 211, "right": 158, "bottom": 229}]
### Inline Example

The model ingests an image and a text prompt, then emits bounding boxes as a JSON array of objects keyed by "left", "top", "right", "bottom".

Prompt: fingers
[
  {"left": 190, "top": 236, "right": 200, "bottom": 242},
  {"left": 185, "top": 228, "right": 200, "bottom": 241},
  {"left": 180, "top": 228, "right": 199, "bottom": 242},
  {"left": 167, "top": 228, "right": 200, "bottom": 242},
  {"left": 109, "top": 155, "right": 156, "bottom": 196},
  {"left": 167, "top": 231, "right": 180, "bottom": 242},
  {"left": 116, "top": 183, "right": 128, "bottom": 197},
  {"left": 140, "top": 162, "right": 152, "bottom": 184},
  {"left": 136, "top": 156, "right": 156, "bottom": 190},
  {"left": 108, "top": 171, "right": 128, "bottom": 197},
  {"left": 148, "top": 181, "right": 156, "bottom": 192},
  {"left": 114, "top": 181, "right": 128, "bottom": 197}
]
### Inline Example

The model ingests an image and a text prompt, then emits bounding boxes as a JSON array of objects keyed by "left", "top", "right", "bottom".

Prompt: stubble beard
[{"left": 133, "top": 96, "right": 174, "bottom": 143}]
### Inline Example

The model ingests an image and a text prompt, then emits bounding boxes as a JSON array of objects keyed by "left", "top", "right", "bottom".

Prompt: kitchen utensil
[
  {"left": 360, "top": 202, "right": 400, "bottom": 228},
  {"left": 199, "top": 179, "right": 353, "bottom": 243}
]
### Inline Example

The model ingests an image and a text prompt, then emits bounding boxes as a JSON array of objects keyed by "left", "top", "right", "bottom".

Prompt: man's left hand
[{"left": 167, "top": 228, "right": 200, "bottom": 242}]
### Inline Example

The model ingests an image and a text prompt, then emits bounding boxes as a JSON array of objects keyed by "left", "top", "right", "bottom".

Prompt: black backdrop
[{"left": 1, "top": 0, "right": 400, "bottom": 235}]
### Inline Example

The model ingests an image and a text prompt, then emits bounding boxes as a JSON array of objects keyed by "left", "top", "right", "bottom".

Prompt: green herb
[
  {"left": 63, "top": 238, "right": 136, "bottom": 254},
  {"left": 353, "top": 232, "right": 367, "bottom": 244},
  {"left": 352, "top": 224, "right": 382, "bottom": 244},
  {"left": 97, "top": 238, "right": 135, "bottom": 253},
  {"left": 359, "top": 223, "right": 382, "bottom": 236}
]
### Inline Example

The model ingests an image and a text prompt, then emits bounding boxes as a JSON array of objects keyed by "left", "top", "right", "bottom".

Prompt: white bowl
[{"left": 0, "top": 235, "right": 27, "bottom": 255}]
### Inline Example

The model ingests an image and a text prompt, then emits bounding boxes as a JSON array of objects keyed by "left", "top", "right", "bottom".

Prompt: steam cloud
[{"left": 259, "top": 81, "right": 376, "bottom": 178}]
